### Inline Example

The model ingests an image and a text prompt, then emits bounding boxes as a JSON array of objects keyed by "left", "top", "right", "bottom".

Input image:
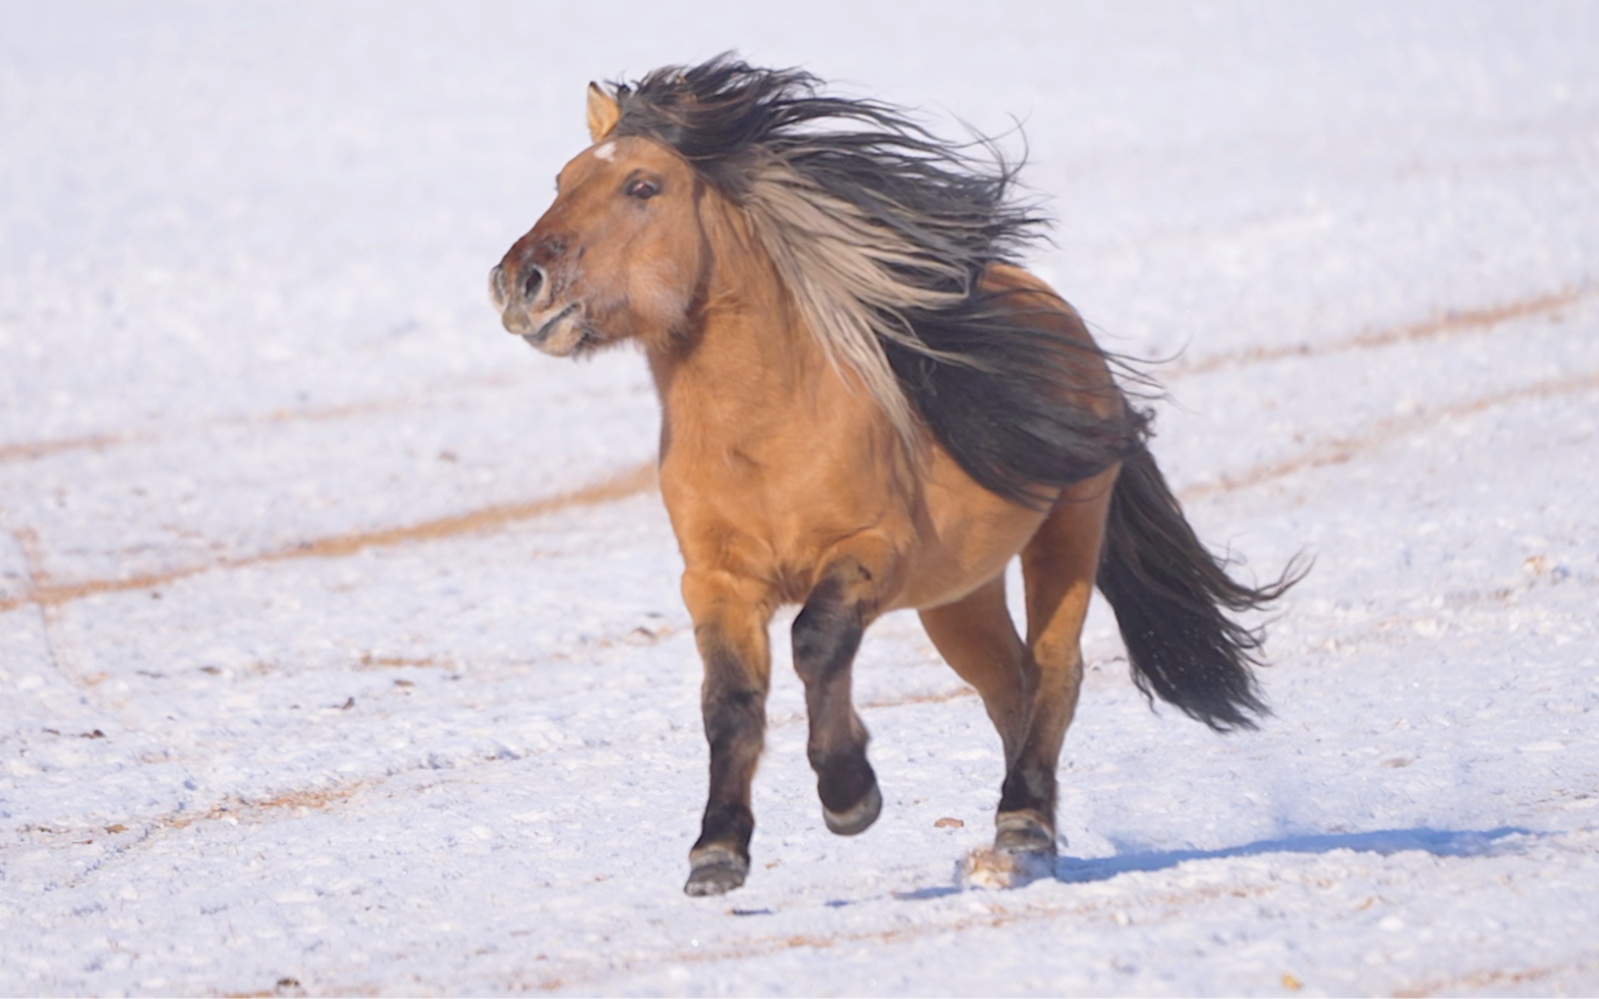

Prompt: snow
[{"left": 3, "top": 1, "right": 1597, "bottom": 994}]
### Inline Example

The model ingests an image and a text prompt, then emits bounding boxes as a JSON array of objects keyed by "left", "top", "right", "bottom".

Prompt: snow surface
[{"left": 3, "top": 1, "right": 1598, "bottom": 994}]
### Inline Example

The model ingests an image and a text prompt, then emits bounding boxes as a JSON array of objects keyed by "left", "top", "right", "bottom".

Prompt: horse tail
[{"left": 1095, "top": 445, "right": 1305, "bottom": 731}]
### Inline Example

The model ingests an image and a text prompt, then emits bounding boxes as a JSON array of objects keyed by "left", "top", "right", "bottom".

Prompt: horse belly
[{"left": 894, "top": 476, "right": 1050, "bottom": 611}]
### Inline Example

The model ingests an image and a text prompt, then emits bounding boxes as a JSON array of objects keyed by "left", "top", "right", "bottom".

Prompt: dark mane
[
  {"left": 612, "top": 55, "right": 1149, "bottom": 507},
  {"left": 613, "top": 57, "right": 1039, "bottom": 265}
]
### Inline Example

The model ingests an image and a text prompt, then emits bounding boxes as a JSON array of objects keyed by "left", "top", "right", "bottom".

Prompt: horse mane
[{"left": 611, "top": 55, "right": 1148, "bottom": 507}]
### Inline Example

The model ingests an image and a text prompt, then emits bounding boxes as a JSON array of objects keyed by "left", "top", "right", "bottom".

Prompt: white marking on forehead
[{"left": 593, "top": 142, "right": 617, "bottom": 162}]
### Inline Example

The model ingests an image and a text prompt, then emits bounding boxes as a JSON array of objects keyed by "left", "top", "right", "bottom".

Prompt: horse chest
[{"left": 658, "top": 434, "right": 911, "bottom": 594}]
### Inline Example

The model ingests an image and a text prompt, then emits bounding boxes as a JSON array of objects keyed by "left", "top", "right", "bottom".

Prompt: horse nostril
[
  {"left": 523, "top": 264, "right": 547, "bottom": 303},
  {"left": 489, "top": 264, "right": 506, "bottom": 308}
]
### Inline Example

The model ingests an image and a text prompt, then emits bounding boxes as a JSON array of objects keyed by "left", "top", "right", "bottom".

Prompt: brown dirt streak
[
  {"left": 165, "top": 785, "right": 366, "bottom": 831},
  {"left": 0, "top": 371, "right": 533, "bottom": 467},
  {"left": 765, "top": 686, "right": 978, "bottom": 729},
  {"left": 264, "top": 461, "right": 656, "bottom": 562},
  {"left": 1392, "top": 956, "right": 1599, "bottom": 998},
  {"left": 1, "top": 286, "right": 1581, "bottom": 468},
  {"left": 1181, "top": 370, "right": 1599, "bottom": 502},
  {"left": 862, "top": 686, "right": 977, "bottom": 711},
  {"left": 224, "top": 370, "right": 533, "bottom": 430},
  {"left": 11, "top": 526, "right": 53, "bottom": 588},
  {"left": 0, "top": 431, "right": 146, "bottom": 463},
  {"left": 61, "top": 781, "right": 374, "bottom": 891},
  {"left": 5, "top": 287, "right": 1579, "bottom": 469},
  {"left": 1172, "top": 284, "right": 1593, "bottom": 378},
  {"left": 226, "top": 371, "right": 530, "bottom": 427},
  {"left": 8, "top": 528, "right": 87, "bottom": 687},
  {"left": 0, "top": 462, "right": 656, "bottom": 612},
  {"left": 354, "top": 654, "right": 457, "bottom": 671},
  {"left": 8, "top": 369, "right": 1592, "bottom": 615}
]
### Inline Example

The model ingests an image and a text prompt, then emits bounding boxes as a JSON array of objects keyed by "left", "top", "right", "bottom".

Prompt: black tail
[{"left": 1096, "top": 446, "right": 1306, "bottom": 731}]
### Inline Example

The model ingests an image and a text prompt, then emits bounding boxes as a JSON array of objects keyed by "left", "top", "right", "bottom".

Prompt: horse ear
[{"left": 586, "top": 82, "right": 621, "bottom": 141}]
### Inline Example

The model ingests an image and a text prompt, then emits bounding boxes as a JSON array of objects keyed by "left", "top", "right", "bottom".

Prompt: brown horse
[{"left": 491, "top": 57, "right": 1300, "bottom": 896}]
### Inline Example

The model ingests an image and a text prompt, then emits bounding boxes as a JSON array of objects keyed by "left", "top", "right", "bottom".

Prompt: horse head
[{"left": 490, "top": 85, "right": 707, "bottom": 357}]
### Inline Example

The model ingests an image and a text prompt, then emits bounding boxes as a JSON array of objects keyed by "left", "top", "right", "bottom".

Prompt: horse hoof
[
  {"left": 823, "top": 782, "right": 882, "bottom": 836},
  {"left": 994, "top": 811, "right": 1057, "bottom": 857},
  {"left": 684, "top": 846, "right": 749, "bottom": 896},
  {"left": 959, "top": 845, "right": 1055, "bottom": 889}
]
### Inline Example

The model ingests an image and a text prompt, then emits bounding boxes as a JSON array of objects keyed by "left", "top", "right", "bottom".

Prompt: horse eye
[{"left": 627, "top": 178, "right": 660, "bottom": 200}]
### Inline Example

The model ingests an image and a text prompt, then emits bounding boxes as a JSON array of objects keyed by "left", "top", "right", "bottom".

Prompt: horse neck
[{"left": 645, "top": 204, "right": 857, "bottom": 447}]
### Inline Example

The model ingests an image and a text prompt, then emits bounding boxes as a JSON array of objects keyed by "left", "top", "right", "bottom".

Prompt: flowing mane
[{"left": 609, "top": 55, "right": 1147, "bottom": 508}]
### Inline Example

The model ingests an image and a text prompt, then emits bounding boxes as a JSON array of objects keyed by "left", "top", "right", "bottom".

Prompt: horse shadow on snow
[{"left": 897, "top": 825, "right": 1537, "bottom": 901}]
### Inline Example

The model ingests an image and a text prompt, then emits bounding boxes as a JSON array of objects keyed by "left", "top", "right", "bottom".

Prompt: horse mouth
[{"left": 519, "top": 303, "right": 584, "bottom": 355}]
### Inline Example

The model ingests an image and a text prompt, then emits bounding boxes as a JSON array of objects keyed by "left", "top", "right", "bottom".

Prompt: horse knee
[
  {"left": 701, "top": 685, "right": 765, "bottom": 756},
  {"left": 790, "top": 568, "right": 885, "bottom": 830}
]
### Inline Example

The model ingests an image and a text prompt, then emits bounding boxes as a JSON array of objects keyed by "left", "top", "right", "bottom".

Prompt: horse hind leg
[
  {"left": 917, "top": 574, "right": 1030, "bottom": 780},
  {"left": 920, "top": 570, "right": 1062, "bottom": 888},
  {"left": 999, "top": 467, "right": 1118, "bottom": 858}
]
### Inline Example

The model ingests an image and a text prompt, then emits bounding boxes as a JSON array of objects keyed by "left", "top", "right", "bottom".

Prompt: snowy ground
[{"left": 3, "top": 1, "right": 1598, "bottom": 995}]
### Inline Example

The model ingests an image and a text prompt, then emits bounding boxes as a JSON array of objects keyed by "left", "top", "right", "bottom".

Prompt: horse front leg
[
  {"left": 792, "top": 554, "right": 894, "bottom": 838},
  {"left": 681, "top": 569, "right": 775, "bottom": 896}
]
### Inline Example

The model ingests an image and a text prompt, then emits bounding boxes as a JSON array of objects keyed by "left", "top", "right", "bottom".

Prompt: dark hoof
[
  {"left": 822, "top": 781, "right": 882, "bottom": 836},
  {"left": 995, "top": 810, "right": 1057, "bottom": 857},
  {"left": 684, "top": 845, "right": 749, "bottom": 897}
]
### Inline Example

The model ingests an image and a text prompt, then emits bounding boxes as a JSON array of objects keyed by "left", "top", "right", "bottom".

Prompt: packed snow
[{"left": 3, "top": 1, "right": 1597, "bottom": 994}]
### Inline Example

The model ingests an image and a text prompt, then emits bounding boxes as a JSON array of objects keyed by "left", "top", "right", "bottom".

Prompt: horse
[{"left": 490, "top": 56, "right": 1301, "bottom": 896}]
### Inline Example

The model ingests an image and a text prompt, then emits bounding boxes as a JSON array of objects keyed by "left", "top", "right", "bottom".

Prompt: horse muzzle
[
  {"left": 488, "top": 261, "right": 582, "bottom": 355},
  {"left": 489, "top": 260, "right": 552, "bottom": 317}
]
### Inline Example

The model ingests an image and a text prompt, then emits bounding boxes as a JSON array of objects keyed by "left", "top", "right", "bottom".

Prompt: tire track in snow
[
  {"left": 0, "top": 281, "right": 1583, "bottom": 466},
  {"left": 0, "top": 281, "right": 1578, "bottom": 612},
  {"left": 507, "top": 877, "right": 1284, "bottom": 993},
  {"left": 0, "top": 462, "right": 655, "bottom": 614},
  {"left": 1180, "top": 368, "right": 1599, "bottom": 502},
  {"left": 763, "top": 685, "right": 982, "bottom": 728},
  {"left": 5, "top": 293, "right": 1595, "bottom": 616},
  {"left": 38, "top": 733, "right": 591, "bottom": 890},
  {"left": 0, "top": 431, "right": 141, "bottom": 463},
  {"left": 1289, "top": 553, "right": 1592, "bottom": 664},
  {"left": 1393, "top": 955, "right": 1599, "bottom": 997},
  {"left": 0, "top": 370, "right": 534, "bottom": 465},
  {"left": 7, "top": 366, "right": 1598, "bottom": 616},
  {"left": 45, "top": 783, "right": 373, "bottom": 891},
  {"left": 730, "top": 365, "right": 1599, "bottom": 719},
  {"left": 825, "top": 546, "right": 1593, "bottom": 720},
  {"left": 1167, "top": 283, "right": 1594, "bottom": 379},
  {"left": 8, "top": 526, "right": 87, "bottom": 687}
]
